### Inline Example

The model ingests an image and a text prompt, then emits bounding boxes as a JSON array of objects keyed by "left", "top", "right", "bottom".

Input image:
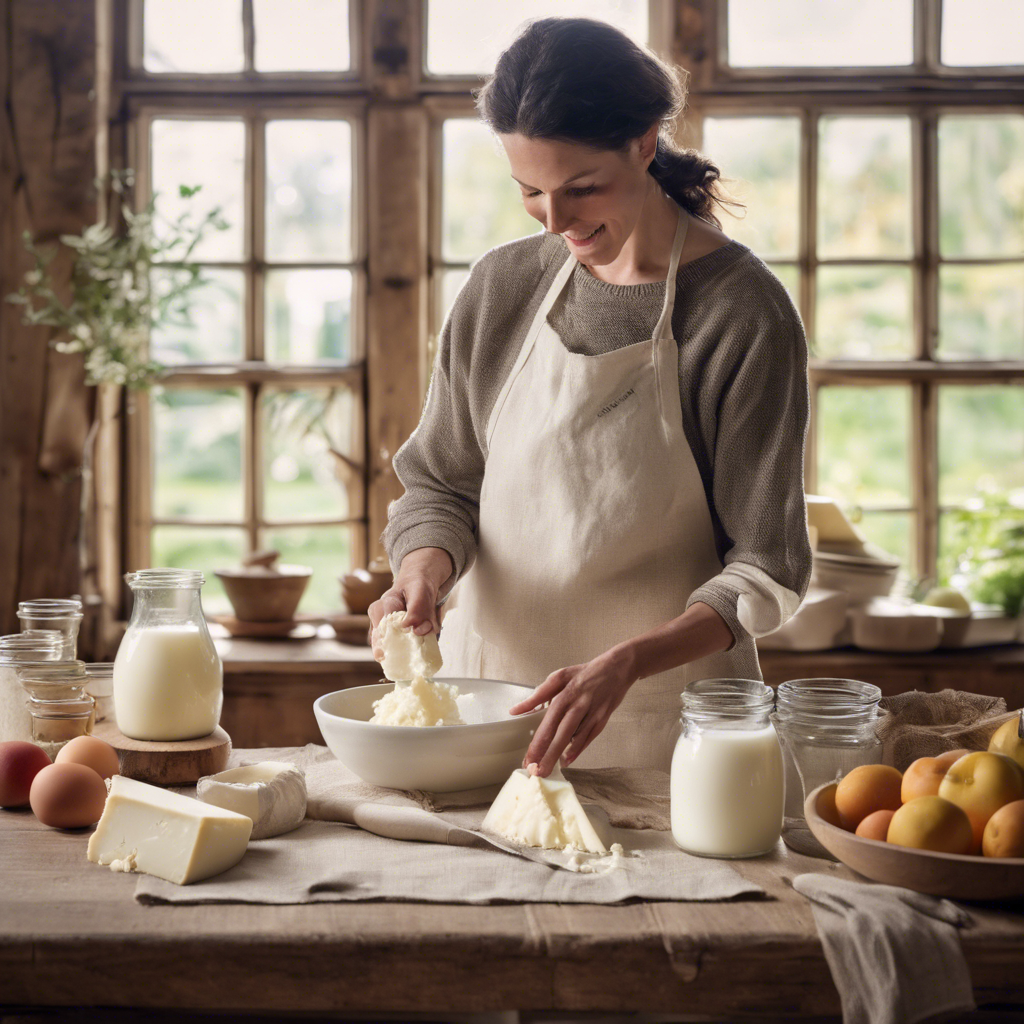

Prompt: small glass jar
[
  {"left": 774, "top": 678, "right": 882, "bottom": 844},
  {"left": 0, "top": 631, "right": 64, "bottom": 743},
  {"left": 114, "top": 569, "right": 222, "bottom": 741},
  {"left": 84, "top": 663, "right": 114, "bottom": 724},
  {"left": 18, "top": 598, "right": 84, "bottom": 660},
  {"left": 671, "top": 678, "right": 784, "bottom": 859},
  {"left": 17, "top": 661, "right": 94, "bottom": 758}
]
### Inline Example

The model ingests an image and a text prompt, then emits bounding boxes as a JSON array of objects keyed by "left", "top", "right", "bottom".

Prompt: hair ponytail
[{"left": 476, "top": 17, "right": 743, "bottom": 228}]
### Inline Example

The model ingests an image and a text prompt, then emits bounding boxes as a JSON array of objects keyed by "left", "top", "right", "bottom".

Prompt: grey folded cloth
[
  {"left": 133, "top": 745, "right": 758, "bottom": 905},
  {"left": 793, "top": 874, "right": 975, "bottom": 1024}
]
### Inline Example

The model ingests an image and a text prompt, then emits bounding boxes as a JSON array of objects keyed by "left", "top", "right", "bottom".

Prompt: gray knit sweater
[{"left": 382, "top": 228, "right": 812, "bottom": 651}]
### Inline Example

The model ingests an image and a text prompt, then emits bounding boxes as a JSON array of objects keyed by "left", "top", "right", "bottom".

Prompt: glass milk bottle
[
  {"left": 114, "top": 569, "right": 223, "bottom": 741},
  {"left": 671, "top": 678, "right": 784, "bottom": 858}
]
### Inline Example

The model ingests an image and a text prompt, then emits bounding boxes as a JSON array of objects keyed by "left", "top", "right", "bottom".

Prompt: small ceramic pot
[{"left": 340, "top": 558, "right": 392, "bottom": 614}]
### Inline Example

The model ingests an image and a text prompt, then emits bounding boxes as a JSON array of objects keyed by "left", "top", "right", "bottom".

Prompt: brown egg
[
  {"left": 0, "top": 741, "right": 52, "bottom": 807},
  {"left": 856, "top": 808, "right": 897, "bottom": 842},
  {"left": 55, "top": 735, "right": 120, "bottom": 780},
  {"left": 835, "top": 764, "right": 903, "bottom": 831},
  {"left": 29, "top": 762, "right": 107, "bottom": 829}
]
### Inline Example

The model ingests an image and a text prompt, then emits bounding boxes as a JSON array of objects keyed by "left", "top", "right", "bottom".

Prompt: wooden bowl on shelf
[
  {"left": 805, "top": 782, "right": 1024, "bottom": 901},
  {"left": 214, "top": 551, "right": 312, "bottom": 622},
  {"left": 340, "top": 558, "right": 392, "bottom": 614}
]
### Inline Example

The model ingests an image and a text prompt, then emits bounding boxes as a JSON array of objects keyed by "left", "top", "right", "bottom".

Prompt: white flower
[
  {"left": 72, "top": 323, "right": 92, "bottom": 341},
  {"left": 24, "top": 270, "right": 42, "bottom": 286}
]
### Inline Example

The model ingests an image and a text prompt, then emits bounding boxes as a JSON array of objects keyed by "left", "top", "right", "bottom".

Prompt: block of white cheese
[
  {"left": 370, "top": 674, "right": 464, "bottom": 727},
  {"left": 482, "top": 763, "right": 608, "bottom": 854},
  {"left": 196, "top": 761, "right": 306, "bottom": 839},
  {"left": 87, "top": 775, "right": 253, "bottom": 885},
  {"left": 376, "top": 609, "right": 443, "bottom": 682}
]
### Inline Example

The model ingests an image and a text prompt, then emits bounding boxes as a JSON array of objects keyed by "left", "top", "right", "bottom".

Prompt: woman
[{"left": 370, "top": 17, "right": 811, "bottom": 777}]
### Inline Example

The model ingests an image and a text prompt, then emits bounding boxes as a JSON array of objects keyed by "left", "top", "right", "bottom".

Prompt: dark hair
[{"left": 476, "top": 17, "right": 741, "bottom": 227}]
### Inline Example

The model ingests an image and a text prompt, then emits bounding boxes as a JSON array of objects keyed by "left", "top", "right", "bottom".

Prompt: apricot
[
  {"left": 815, "top": 783, "right": 842, "bottom": 828},
  {"left": 938, "top": 751, "right": 1024, "bottom": 850},
  {"left": 935, "top": 748, "right": 971, "bottom": 770},
  {"left": 988, "top": 717, "right": 1024, "bottom": 772},
  {"left": 856, "top": 809, "right": 896, "bottom": 842},
  {"left": 902, "top": 756, "right": 951, "bottom": 803},
  {"left": 834, "top": 764, "right": 903, "bottom": 831},
  {"left": 887, "top": 796, "right": 974, "bottom": 855},
  {"left": 982, "top": 799, "right": 1024, "bottom": 859}
]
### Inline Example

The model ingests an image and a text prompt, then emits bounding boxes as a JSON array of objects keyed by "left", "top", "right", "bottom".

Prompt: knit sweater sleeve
[
  {"left": 380, "top": 276, "right": 484, "bottom": 598},
  {"left": 684, "top": 292, "right": 813, "bottom": 648}
]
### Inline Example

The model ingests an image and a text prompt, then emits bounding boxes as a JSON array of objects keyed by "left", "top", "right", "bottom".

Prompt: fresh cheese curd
[{"left": 370, "top": 611, "right": 463, "bottom": 727}]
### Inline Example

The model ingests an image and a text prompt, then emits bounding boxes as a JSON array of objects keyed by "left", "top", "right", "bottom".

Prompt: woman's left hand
[{"left": 508, "top": 645, "right": 637, "bottom": 776}]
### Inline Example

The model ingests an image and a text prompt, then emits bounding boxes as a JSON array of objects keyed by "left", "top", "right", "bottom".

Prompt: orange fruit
[
  {"left": 982, "top": 799, "right": 1024, "bottom": 858},
  {"left": 901, "top": 756, "right": 951, "bottom": 803},
  {"left": 938, "top": 751, "right": 1024, "bottom": 850},
  {"left": 835, "top": 764, "right": 903, "bottom": 831},
  {"left": 887, "top": 796, "right": 974, "bottom": 854},
  {"left": 856, "top": 809, "right": 896, "bottom": 842}
]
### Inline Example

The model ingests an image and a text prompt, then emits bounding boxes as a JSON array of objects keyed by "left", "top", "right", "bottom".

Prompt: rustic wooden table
[{"left": 3, "top": 794, "right": 1024, "bottom": 1020}]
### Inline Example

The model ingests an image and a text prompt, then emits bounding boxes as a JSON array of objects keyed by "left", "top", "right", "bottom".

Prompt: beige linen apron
[{"left": 439, "top": 206, "right": 745, "bottom": 769}]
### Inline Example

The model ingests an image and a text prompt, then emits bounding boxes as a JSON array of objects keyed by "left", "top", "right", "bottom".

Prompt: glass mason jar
[
  {"left": 114, "top": 569, "right": 223, "bottom": 741},
  {"left": 84, "top": 663, "right": 114, "bottom": 725},
  {"left": 0, "top": 631, "right": 64, "bottom": 743},
  {"left": 774, "top": 678, "right": 882, "bottom": 844},
  {"left": 17, "top": 660, "right": 94, "bottom": 758},
  {"left": 671, "top": 678, "right": 784, "bottom": 859},
  {"left": 17, "top": 598, "right": 84, "bottom": 660}
]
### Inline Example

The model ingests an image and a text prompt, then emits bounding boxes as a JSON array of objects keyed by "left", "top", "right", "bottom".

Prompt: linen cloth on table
[
  {"left": 793, "top": 874, "right": 975, "bottom": 1024},
  {"left": 134, "top": 744, "right": 762, "bottom": 905}
]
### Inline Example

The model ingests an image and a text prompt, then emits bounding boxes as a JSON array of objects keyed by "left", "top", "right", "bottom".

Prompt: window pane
[
  {"left": 817, "top": 386, "right": 912, "bottom": 507},
  {"left": 818, "top": 117, "right": 912, "bottom": 259},
  {"left": 767, "top": 263, "right": 799, "bottom": 310},
  {"left": 857, "top": 511, "right": 915, "bottom": 574},
  {"left": 254, "top": 0, "right": 351, "bottom": 71},
  {"left": 728, "top": 0, "right": 912, "bottom": 68},
  {"left": 151, "top": 526, "right": 246, "bottom": 614},
  {"left": 942, "top": 0, "right": 1024, "bottom": 66},
  {"left": 265, "top": 270, "right": 352, "bottom": 362},
  {"left": 144, "top": 0, "right": 244, "bottom": 73},
  {"left": 701, "top": 117, "right": 800, "bottom": 259},
  {"left": 150, "top": 268, "right": 245, "bottom": 364},
  {"left": 265, "top": 120, "right": 353, "bottom": 262},
  {"left": 815, "top": 266, "right": 913, "bottom": 360},
  {"left": 939, "top": 115, "right": 1024, "bottom": 258},
  {"left": 442, "top": 119, "right": 539, "bottom": 262},
  {"left": 939, "top": 386, "right": 1024, "bottom": 505},
  {"left": 939, "top": 505, "right": 1024, "bottom": 595},
  {"left": 151, "top": 119, "right": 245, "bottom": 262},
  {"left": 153, "top": 388, "right": 244, "bottom": 520},
  {"left": 426, "top": 0, "right": 647, "bottom": 77},
  {"left": 262, "top": 387, "right": 360, "bottom": 522},
  {"left": 262, "top": 526, "right": 353, "bottom": 612},
  {"left": 938, "top": 264, "right": 1024, "bottom": 361}
]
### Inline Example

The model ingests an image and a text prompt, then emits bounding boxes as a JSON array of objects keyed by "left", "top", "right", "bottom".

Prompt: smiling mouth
[{"left": 566, "top": 226, "right": 604, "bottom": 244}]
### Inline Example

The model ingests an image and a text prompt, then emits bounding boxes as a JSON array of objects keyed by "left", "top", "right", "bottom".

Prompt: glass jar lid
[
  {"left": 0, "top": 631, "right": 64, "bottom": 661},
  {"left": 125, "top": 568, "right": 205, "bottom": 590},
  {"left": 681, "top": 678, "right": 775, "bottom": 721}
]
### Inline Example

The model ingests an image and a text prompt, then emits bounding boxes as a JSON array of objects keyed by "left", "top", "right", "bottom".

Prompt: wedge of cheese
[
  {"left": 197, "top": 761, "right": 306, "bottom": 839},
  {"left": 482, "top": 764, "right": 607, "bottom": 854},
  {"left": 87, "top": 775, "right": 253, "bottom": 885}
]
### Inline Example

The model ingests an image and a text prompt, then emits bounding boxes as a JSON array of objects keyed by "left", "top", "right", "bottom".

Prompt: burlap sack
[{"left": 878, "top": 689, "right": 1020, "bottom": 770}]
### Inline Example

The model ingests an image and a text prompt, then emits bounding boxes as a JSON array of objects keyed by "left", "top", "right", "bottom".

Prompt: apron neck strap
[{"left": 652, "top": 204, "right": 689, "bottom": 342}]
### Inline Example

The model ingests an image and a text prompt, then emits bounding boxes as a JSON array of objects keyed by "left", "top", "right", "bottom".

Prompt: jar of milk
[
  {"left": 671, "top": 678, "right": 784, "bottom": 859},
  {"left": 114, "top": 569, "right": 223, "bottom": 741}
]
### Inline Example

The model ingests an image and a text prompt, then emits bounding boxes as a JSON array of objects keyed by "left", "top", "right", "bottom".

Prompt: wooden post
[{"left": 0, "top": 0, "right": 97, "bottom": 634}]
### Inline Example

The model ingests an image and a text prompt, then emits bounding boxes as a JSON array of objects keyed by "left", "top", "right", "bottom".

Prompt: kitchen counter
[{"left": 3, "top": 763, "right": 1024, "bottom": 1019}]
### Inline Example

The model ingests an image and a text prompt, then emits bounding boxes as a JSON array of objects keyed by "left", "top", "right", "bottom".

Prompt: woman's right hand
[{"left": 367, "top": 547, "right": 454, "bottom": 662}]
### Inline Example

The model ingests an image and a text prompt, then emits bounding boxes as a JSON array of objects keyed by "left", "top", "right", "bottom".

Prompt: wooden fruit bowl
[{"left": 805, "top": 783, "right": 1024, "bottom": 901}]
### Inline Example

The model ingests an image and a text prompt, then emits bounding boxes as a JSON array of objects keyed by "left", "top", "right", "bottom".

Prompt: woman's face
[{"left": 500, "top": 129, "right": 657, "bottom": 265}]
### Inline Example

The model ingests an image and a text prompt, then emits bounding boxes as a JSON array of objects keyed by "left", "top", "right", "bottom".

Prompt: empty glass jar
[
  {"left": 18, "top": 598, "right": 84, "bottom": 660},
  {"left": 17, "top": 660, "right": 94, "bottom": 758},
  {"left": 84, "top": 663, "right": 114, "bottom": 725},
  {"left": 0, "top": 631, "right": 64, "bottom": 743},
  {"left": 774, "top": 677, "right": 883, "bottom": 847}
]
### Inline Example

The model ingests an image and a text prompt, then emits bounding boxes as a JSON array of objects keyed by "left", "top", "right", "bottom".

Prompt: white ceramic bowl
[
  {"left": 313, "top": 678, "right": 545, "bottom": 792},
  {"left": 849, "top": 606, "right": 944, "bottom": 652}
]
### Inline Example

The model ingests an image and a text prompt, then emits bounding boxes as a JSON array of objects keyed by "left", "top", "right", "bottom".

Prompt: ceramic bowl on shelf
[
  {"left": 340, "top": 558, "right": 393, "bottom": 614},
  {"left": 804, "top": 782, "right": 1024, "bottom": 900},
  {"left": 214, "top": 552, "right": 313, "bottom": 622},
  {"left": 314, "top": 678, "right": 544, "bottom": 792},
  {"left": 849, "top": 604, "right": 945, "bottom": 653}
]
